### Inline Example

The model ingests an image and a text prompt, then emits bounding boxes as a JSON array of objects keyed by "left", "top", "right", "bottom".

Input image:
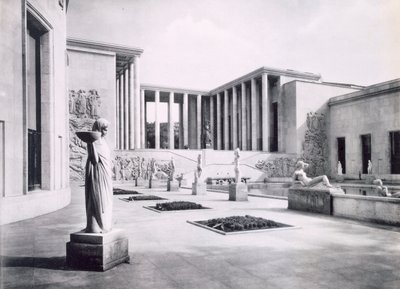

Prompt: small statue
[
  {"left": 293, "top": 160, "right": 332, "bottom": 188},
  {"left": 367, "top": 160, "right": 372, "bottom": 174},
  {"left": 202, "top": 121, "right": 212, "bottom": 148},
  {"left": 176, "top": 173, "right": 184, "bottom": 187},
  {"left": 194, "top": 154, "right": 203, "bottom": 183},
  {"left": 169, "top": 157, "right": 175, "bottom": 181},
  {"left": 337, "top": 161, "right": 343, "bottom": 175},
  {"left": 234, "top": 148, "right": 241, "bottom": 183}
]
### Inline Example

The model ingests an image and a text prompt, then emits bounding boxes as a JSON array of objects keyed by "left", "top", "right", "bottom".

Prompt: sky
[{"left": 67, "top": 0, "right": 400, "bottom": 90}]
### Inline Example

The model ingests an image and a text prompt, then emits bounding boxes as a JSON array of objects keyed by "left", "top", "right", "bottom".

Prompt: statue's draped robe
[{"left": 85, "top": 138, "right": 113, "bottom": 233}]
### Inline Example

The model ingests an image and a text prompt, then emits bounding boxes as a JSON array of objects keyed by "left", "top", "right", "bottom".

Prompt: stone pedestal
[
  {"left": 192, "top": 182, "right": 207, "bottom": 195},
  {"left": 229, "top": 183, "right": 248, "bottom": 201},
  {"left": 167, "top": 180, "right": 179, "bottom": 191},
  {"left": 336, "top": 175, "right": 344, "bottom": 183},
  {"left": 66, "top": 229, "right": 129, "bottom": 271},
  {"left": 288, "top": 185, "right": 344, "bottom": 215},
  {"left": 365, "top": 175, "right": 376, "bottom": 184}
]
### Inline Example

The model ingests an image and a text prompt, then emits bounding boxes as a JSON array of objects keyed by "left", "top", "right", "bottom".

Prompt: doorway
[
  {"left": 27, "top": 20, "right": 43, "bottom": 190},
  {"left": 390, "top": 131, "right": 400, "bottom": 174},
  {"left": 337, "top": 137, "right": 346, "bottom": 174},
  {"left": 361, "top": 134, "right": 371, "bottom": 174}
]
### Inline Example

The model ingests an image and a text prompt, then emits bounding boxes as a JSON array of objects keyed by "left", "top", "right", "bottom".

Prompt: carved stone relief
[
  {"left": 255, "top": 157, "right": 299, "bottom": 177},
  {"left": 113, "top": 154, "right": 174, "bottom": 181},
  {"left": 301, "top": 112, "right": 328, "bottom": 177},
  {"left": 69, "top": 89, "right": 100, "bottom": 181}
]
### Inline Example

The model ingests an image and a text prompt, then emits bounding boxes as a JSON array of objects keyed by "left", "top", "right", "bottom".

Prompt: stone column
[
  {"left": 251, "top": 78, "right": 257, "bottom": 151},
  {"left": 216, "top": 92, "right": 221, "bottom": 150},
  {"left": 183, "top": 93, "right": 188, "bottom": 148},
  {"left": 116, "top": 77, "right": 120, "bottom": 149},
  {"left": 224, "top": 89, "right": 229, "bottom": 150},
  {"left": 154, "top": 90, "right": 160, "bottom": 149},
  {"left": 210, "top": 96, "right": 214, "bottom": 149},
  {"left": 168, "top": 91, "right": 174, "bottom": 149},
  {"left": 140, "top": 89, "right": 145, "bottom": 148},
  {"left": 261, "top": 73, "right": 269, "bottom": 152},
  {"left": 134, "top": 55, "right": 141, "bottom": 149},
  {"left": 119, "top": 73, "right": 124, "bottom": 150},
  {"left": 232, "top": 86, "right": 237, "bottom": 150},
  {"left": 129, "top": 62, "right": 134, "bottom": 149},
  {"left": 124, "top": 68, "right": 130, "bottom": 149},
  {"left": 241, "top": 83, "right": 247, "bottom": 150},
  {"left": 197, "top": 94, "right": 202, "bottom": 149}
]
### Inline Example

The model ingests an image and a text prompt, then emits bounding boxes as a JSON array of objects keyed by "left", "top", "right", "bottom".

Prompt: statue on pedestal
[
  {"left": 234, "top": 148, "right": 241, "bottom": 183},
  {"left": 195, "top": 154, "right": 203, "bottom": 183},
  {"left": 293, "top": 160, "right": 332, "bottom": 188},
  {"left": 67, "top": 118, "right": 130, "bottom": 272},
  {"left": 169, "top": 157, "right": 175, "bottom": 181},
  {"left": 337, "top": 161, "right": 343, "bottom": 176},
  {"left": 367, "top": 160, "right": 372, "bottom": 174},
  {"left": 202, "top": 121, "right": 212, "bottom": 149}
]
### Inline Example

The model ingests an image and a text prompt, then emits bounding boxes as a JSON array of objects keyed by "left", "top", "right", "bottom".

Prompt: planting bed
[
  {"left": 144, "top": 201, "right": 209, "bottom": 213},
  {"left": 188, "top": 215, "right": 296, "bottom": 235},
  {"left": 113, "top": 188, "right": 140, "bottom": 195},
  {"left": 121, "top": 195, "right": 167, "bottom": 202}
]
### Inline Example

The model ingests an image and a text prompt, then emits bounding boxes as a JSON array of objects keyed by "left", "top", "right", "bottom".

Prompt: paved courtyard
[{"left": 1, "top": 183, "right": 400, "bottom": 289}]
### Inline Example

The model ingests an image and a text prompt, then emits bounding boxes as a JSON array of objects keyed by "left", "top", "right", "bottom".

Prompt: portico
[
  {"left": 140, "top": 85, "right": 208, "bottom": 150},
  {"left": 208, "top": 67, "right": 321, "bottom": 152}
]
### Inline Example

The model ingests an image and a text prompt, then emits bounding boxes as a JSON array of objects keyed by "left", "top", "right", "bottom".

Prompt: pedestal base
[
  {"left": 365, "top": 175, "right": 376, "bottom": 184},
  {"left": 336, "top": 175, "right": 344, "bottom": 183},
  {"left": 167, "top": 180, "right": 179, "bottom": 191},
  {"left": 192, "top": 183, "right": 207, "bottom": 195},
  {"left": 66, "top": 229, "right": 129, "bottom": 271},
  {"left": 229, "top": 183, "right": 248, "bottom": 201}
]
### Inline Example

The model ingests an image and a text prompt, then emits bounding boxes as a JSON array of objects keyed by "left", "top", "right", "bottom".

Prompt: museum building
[{"left": 1, "top": 0, "right": 400, "bottom": 224}]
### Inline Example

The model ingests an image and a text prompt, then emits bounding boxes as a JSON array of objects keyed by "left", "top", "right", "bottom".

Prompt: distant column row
[
  {"left": 116, "top": 55, "right": 141, "bottom": 149},
  {"left": 141, "top": 89, "right": 204, "bottom": 150},
  {"left": 210, "top": 73, "right": 272, "bottom": 151}
]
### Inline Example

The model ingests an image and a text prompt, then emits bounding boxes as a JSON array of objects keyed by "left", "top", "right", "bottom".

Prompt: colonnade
[
  {"left": 210, "top": 72, "right": 273, "bottom": 151},
  {"left": 141, "top": 88, "right": 205, "bottom": 150},
  {"left": 116, "top": 55, "right": 142, "bottom": 149},
  {"left": 117, "top": 70, "right": 277, "bottom": 151}
]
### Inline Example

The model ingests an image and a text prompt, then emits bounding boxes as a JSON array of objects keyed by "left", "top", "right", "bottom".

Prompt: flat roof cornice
[
  {"left": 140, "top": 84, "right": 209, "bottom": 95},
  {"left": 329, "top": 78, "right": 400, "bottom": 106},
  {"left": 209, "top": 66, "right": 321, "bottom": 94},
  {"left": 67, "top": 38, "right": 144, "bottom": 56}
]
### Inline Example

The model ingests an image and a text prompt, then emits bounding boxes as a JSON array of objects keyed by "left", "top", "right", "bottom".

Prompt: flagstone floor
[{"left": 1, "top": 182, "right": 400, "bottom": 289}]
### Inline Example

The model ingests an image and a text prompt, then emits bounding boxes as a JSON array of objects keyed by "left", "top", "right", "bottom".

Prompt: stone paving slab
[{"left": 1, "top": 182, "right": 400, "bottom": 288}]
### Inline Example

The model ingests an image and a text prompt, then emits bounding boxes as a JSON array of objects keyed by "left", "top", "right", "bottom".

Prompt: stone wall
[
  {"left": 0, "top": 0, "right": 70, "bottom": 224},
  {"left": 294, "top": 81, "right": 360, "bottom": 177},
  {"left": 329, "top": 80, "right": 400, "bottom": 177}
]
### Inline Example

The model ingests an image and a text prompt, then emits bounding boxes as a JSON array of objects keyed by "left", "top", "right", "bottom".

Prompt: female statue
[
  {"left": 293, "top": 160, "right": 332, "bottom": 188},
  {"left": 234, "top": 148, "right": 241, "bottom": 183},
  {"left": 196, "top": 154, "right": 203, "bottom": 182},
  {"left": 367, "top": 160, "right": 372, "bottom": 174},
  {"left": 85, "top": 118, "right": 113, "bottom": 233}
]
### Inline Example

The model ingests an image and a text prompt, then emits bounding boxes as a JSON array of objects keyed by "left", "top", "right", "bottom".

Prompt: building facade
[
  {"left": 1, "top": 0, "right": 70, "bottom": 224},
  {"left": 1, "top": 0, "right": 399, "bottom": 225}
]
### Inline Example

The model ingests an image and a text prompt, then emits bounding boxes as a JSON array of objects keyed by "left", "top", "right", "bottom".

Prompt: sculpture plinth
[
  {"left": 229, "top": 183, "right": 248, "bottom": 201},
  {"left": 66, "top": 229, "right": 129, "bottom": 271},
  {"left": 192, "top": 182, "right": 207, "bottom": 195}
]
